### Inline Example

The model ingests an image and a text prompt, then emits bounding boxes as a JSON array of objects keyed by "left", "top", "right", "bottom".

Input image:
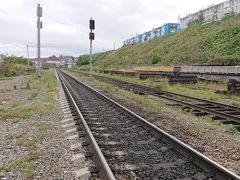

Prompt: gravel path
[
  {"left": 68, "top": 71, "right": 240, "bottom": 176},
  {"left": 0, "top": 73, "right": 92, "bottom": 179}
]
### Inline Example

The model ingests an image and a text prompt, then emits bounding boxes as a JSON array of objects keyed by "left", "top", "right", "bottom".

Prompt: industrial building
[
  {"left": 180, "top": 0, "right": 240, "bottom": 29},
  {"left": 124, "top": 23, "right": 180, "bottom": 46}
]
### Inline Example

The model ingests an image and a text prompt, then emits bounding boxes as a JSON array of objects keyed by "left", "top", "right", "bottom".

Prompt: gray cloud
[{"left": 0, "top": 0, "right": 224, "bottom": 57}]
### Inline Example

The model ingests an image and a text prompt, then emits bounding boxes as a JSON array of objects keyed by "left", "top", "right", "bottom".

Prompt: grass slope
[{"left": 90, "top": 14, "right": 240, "bottom": 70}]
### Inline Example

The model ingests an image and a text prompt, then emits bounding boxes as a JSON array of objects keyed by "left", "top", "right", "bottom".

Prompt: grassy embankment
[
  {"left": 76, "top": 13, "right": 240, "bottom": 70},
  {"left": 0, "top": 69, "right": 57, "bottom": 179}
]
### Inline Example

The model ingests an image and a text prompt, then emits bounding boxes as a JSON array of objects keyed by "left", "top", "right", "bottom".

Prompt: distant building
[
  {"left": 124, "top": 23, "right": 180, "bottom": 46},
  {"left": 45, "top": 55, "right": 61, "bottom": 67},
  {"left": 180, "top": 0, "right": 240, "bottom": 29},
  {"left": 62, "top": 56, "right": 75, "bottom": 68},
  {"left": 32, "top": 55, "right": 61, "bottom": 69}
]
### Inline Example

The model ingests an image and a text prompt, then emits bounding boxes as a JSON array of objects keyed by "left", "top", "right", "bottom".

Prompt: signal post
[{"left": 89, "top": 18, "right": 95, "bottom": 75}]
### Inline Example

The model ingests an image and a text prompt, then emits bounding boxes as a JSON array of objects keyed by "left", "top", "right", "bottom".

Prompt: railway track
[
  {"left": 76, "top": 71, "right": 240, "bottom": 130},
  {"left": 58, "top": 70, "right": 240, "bottom": 180}
]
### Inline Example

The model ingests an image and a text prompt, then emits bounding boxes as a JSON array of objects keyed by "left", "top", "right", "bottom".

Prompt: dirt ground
[{"left": 0, "top": 73, "right": 79, "bottom": 179}]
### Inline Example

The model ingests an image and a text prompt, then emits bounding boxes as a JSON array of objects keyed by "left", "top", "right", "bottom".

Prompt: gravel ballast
[
  {"left": 0, "top": 72, "right": 91, "bottom": 179},
  {"left": 68, "top": 71, "right": 240, "bottom": 176}
]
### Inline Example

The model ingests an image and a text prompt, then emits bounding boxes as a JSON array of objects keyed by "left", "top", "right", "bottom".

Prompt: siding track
[{"left": 78, "top": 72, "right": 240, "bottom": 131}]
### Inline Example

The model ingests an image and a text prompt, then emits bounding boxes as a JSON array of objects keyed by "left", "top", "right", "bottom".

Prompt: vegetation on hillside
[
  {"left": 0, "top": 56, "right": 35, "bottom": 77},
  {"left": 77, "top": 53, "right": 101, "bottom": 66},
  {"left": 78, "top": 13, "right": 240, "bottom": 69}
]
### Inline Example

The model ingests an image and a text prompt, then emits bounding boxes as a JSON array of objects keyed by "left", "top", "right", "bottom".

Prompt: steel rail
[
  {"left": 76, "top": 70, "right": 240, "bottom": 110},
  {"left": 60, "top": 70, "right": 240, "bottom": 180},
  {"left": 114, "top": 82, "right": 240, "bottom": 124},
  {"left": 76, "top": 71, "right": 240, "bottom": 125},
  {"left": 58, "top": 71, "right": 115, "bottom": 180},
  {"left": 98, "top": 73, "right": 240, "bottom": 111}
]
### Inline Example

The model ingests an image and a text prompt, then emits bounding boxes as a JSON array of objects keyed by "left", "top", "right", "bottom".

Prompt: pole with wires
[{"left": 37, "top": 4, "right": 42, "bottom": 77}]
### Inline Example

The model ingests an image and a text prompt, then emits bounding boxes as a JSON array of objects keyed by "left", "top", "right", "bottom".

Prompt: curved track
[{"left": 58, "top": 70, "right": 239, "bottom": 180}]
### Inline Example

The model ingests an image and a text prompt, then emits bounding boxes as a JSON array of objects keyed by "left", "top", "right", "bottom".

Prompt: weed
[
  {"left": 39, "top": 145, "right": 46, "bottom": 153},
  {"left": 28, "top": 91, "right": 38, "bottom": 100},
  {"left": 46, "top": 92, "right": 56, "bottom": 101},
  {"left": 0, "top": 106, "right": 34, "bottom": 120},
  {"left": 19, "top": 107, "right": 34, "bottom": 119},
  {"left": 26, "top": 139, "right": 37, "bottom": 149},
  {"left": 232, "top": 102, "right": 240, "bottom": 108},
  {"left": 3, "top": 156, "right": 35, "bottom": 179},
  {"left": 26, "top": 83, "right": 30, "bottom": 89},
  {"left": 13, "top": 85, "right": 17, "bottom": 90},
  {"left": 192, "top": 123, "right": 207, "bottom": 134},
  {"left": 223, "top": 124, "right": 238, "bottom": 135},
  {"left": 33, "top": 101, "right": 54, "bottom": 115},
  {"left": 14, "top": 132, "right": 23, "bottom": 138},
  {"left": 0, "top": 77, "right": 12, "bottom": 81},
  {"left": 16, "top": 137, "right": 24, "bottom": 146},
  {"left": 0, "top": 107, "right": 14, "bottom": 119},
  {"left": 11, "top": 101, "right": 20, "bottom": 108},
  {"left": 37, "top": 121, "right": 48, "bottom": 132}
]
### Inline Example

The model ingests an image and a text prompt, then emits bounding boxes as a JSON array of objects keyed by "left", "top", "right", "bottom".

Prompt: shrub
[{"left": 150, "top": 53, "right": 161, "bottom": 64}]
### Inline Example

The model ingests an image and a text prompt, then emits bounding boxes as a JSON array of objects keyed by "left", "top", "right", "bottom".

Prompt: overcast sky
[{"left": 0, "top": 0, "right": 224, "bottom": 58}]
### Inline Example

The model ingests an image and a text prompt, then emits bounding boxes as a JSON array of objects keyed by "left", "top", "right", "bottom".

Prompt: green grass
[
  {"left": 30, "top": 69, "right": 56, "bottom": 92},
  {"left": 0, "top": 69, "right": 57, "bottom": 120},
  {"left": 16, "top": 137, "right": 25, "bottom": 146},
  {"left": 37, "top": 121, "right": 48, "bottom": 132},
  {"left": 76, "top": 13, "right": 240, "bottom": 69},
  {"left": 0, "top": 107, "right": 15, "bottom": 119},
  {"left": 3, "top": 155, "right": 36, "bottom": 179},
  {"left": 0, "top": 106, "right": 34, "bottom": 120},
  {"left": 19, "top": 107, "right": 34, "bottom": 119},
  {"left": 0, "top": 77, "right": 13, "bottom": 81},
  {"left": 29, "top": 69, "right": 57, "bottom": 101},
  {"left": 223, "top": 124, "right": 238, "bottom": 135},
  {"left": 232, "top": 102, "right": 240, "bottom": 108},
  {"left": 0, "top": 69, "right": 57, "bottom": 179}
]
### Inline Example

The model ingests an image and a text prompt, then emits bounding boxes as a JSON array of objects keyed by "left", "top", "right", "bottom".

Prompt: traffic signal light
[
  {"left": 89, "top": 19, "right": 95, "bottom": 30},
  {"left": 89, "top": 32, "right": 94, "bottom": 40}
]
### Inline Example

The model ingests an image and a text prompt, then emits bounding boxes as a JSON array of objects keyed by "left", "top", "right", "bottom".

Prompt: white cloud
[{"left": 0, "top": 0, "right": 225, "bottom": 57}]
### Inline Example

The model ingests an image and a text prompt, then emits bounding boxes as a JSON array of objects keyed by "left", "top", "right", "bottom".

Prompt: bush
[
  {"left": 150, "top": 53, "right": 161, "bottom": 64},
  {"left": 0, "top": 56, "right": 35, "bottom": 77},
  {"left": 77, "top": 53, "right": 101, "bottom": 66}
]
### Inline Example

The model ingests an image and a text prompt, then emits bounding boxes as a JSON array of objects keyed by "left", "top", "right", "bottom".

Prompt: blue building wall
[
  {"left": 138, "top": 34, "right": 143, "bottom": 43},
  {"left": 124, "top": 23, "right": 180, "bottom": 45}
]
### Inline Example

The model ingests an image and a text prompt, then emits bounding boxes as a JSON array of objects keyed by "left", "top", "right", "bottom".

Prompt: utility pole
[
  {"left": 113, "top": 42, "right": 115, "bottom": 50},
  {"left": 37, "top": 4, "right": 42, "bottom": 77},
  {"left": 89, "top": 17, "right": 95, "bottom": 75},
  {"left": 27, "top": 44, "right": 30, "bottom": 67}
]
